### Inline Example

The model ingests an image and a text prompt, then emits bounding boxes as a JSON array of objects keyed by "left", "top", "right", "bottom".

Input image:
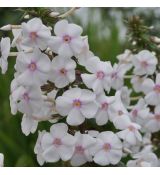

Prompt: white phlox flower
[
  {"left": 145, "top": 105, "right": 160, "bottom": 133},
  {"left": 110, "top": 63, "right": 128, "bottom": 90},
  {"left": 116, "top": 49, "right": 133, "bottom": 71},
  {"left": 108, "top": 91, "right": 131, "bottom": 130},
  {"left": 21, "top": 18, "right": 51, "bottom": 50},
  {"left": 91, "top": 131, "right": 122, "bottom": 166},
  {"left": 21, "top": 113, "right": 38, "bottom": 136},
  {"left": 132, "top": 50, "right": 157, "bottom": 76},
  {"left": 127, "top": 146, "right": 158, "bottom": 167},
  {"left": 49, "top": 55, "right": 76, "bottom": 88},
  {"left": 34, "top": 130, "right": 47, "bottom": 166},
  {"left": 70, "top": 132, "right": 96, "bottom": 166},
  {"left": 129, "top": 98, "right": 150, "bottom": 127},
  {"left": 76, "top": 36, "right": 94, "bottom": 66},
  {"left": 142, "top": 74, "right": 160, "bottom": 105},
  {"left": 15, "top": 48, "right": 51, "bottom": 86},
  {"left": 41, "top": 123, "right": 76, "bottom": 163},
  {"left": 95, "top": 93, "right": 115, "bottom": 126},
  {"left": 48, "top": 20, "right": 84, "bottom": 57},
  {"left": 131, "top": 75, "right": 146, "bottom": 93},
  {"left": 117, "top": 122, "right": 142, "bottom": 145},
  {"left": 11, "top": 29, "right": 31, "bottom": 51},
  {"left": 81, "top": 56, "right": 113, "bottom": 94},
  {"left": 11, "top": 85, "right": 44, "bottom": 115},
  {"left": 56, "top": 88, "right": 98, "bottom": 126}
]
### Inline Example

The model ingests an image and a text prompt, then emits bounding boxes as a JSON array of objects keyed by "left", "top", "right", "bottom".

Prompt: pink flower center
[
  {"left": 28, "top": 62, "right": 37, "bottom": 71},
  {"left": 141, "top": 61, "right": 148, "bottom": 68},
  {"left": 63, "top": 35, "right": 72, "bottom": 43},
  {"left": 155, "top": 114, "right": 160, "bottom": 121},
  {"left": 118, "top": 110, "right": 124, "bottom": 116},
  {"left": 128, "top": 125, "right": 136, "bottom": 131},
  {"left": 73, "top": 99, "right": 82, "bottom": 108},
  {"left": 101, "top": 102, "right": 109, "bottom": 110},
  {"left": 53, "top": 138, "right": 62, "bottom": 147},
  {"left": 75, "top": 145, "right": 85, "bottom": 154},
  {"left": 132, "top": 109, "right": 138, "bottom": 117},
  {"left": 59, "top": 68, "right": 67, "bottom": 76},
  {"left": 23, "top": 92, "right": 30, "bottom": 102},
  {"left": 154, "top": 84, "right": 160, "bottom": 93},
  {"left": 96, "top": 71, "right": 105, "bottom": 80},
  {"left": 103, "top": 143, "right": 111, "bottom": 152},
  {"left": 29, "top": 32, "right": 38, "bottom": 41}
]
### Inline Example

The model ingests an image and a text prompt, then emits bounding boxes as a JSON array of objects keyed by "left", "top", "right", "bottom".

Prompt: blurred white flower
[
  {"left": 145, "top": 105, "right": 160, "bottom": 133},
  {"left": 132, "top": 50, "right": 157, "bottom": 75},
  {"left": 76, "top": 36, "right": 94, "bottom": 66},
  {"left": 131, "top": 75, "right": 146, "bottom": 93},
  {"left": 117, "top": 49, "right": 133, "bottom": 71},
  {"left": 143, "top": 74, "right": 160, "bottom": 105},
  {"left": 127, "top": 146, "right": 158, "bottom": 167},
  {"left": 49, "top": 55, "right": 76, "bottom": 88},
  {"left": 34, "top": 130, "right": 47, "bottom": 166},
  {"left": 56, "top": 88, "right": 98, "bottom": 126},
  {"left": 11, "top": 29, "right": 31, "bottom": 51},
  {"left": 0, "top": 37, "right": 10, "bottom": 74},
  {"left": 120, "top": 86, "right": 132, "bottom": 107},
  {"left": 117, "top": 123, "right": 142, "bottom": 145},
  {"left": 0, "top": 153, "right": 4, "bottom": 167}
]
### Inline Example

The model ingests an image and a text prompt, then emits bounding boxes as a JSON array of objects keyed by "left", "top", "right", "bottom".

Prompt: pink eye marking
[
  {"left": 63, "top": 35, "right": 72, "bottom": 43},
  {"left": 141, "top": 60, "right": 148, "bottom": 68},
  {"left": 155, "top": 114, "right": 160, "bottom": 121},
  {"left": 128, "top": 125, "right": 136, "bottom": 131},
  {"left": 132, "top": 109, "right": 138, "bottom": 117},
  {"left": 59, "top": 68, "right": 67, "bottom": 75},
  {"left": 96, "top": 71, "right": 105, "bottom": 80},
  {"left": 101, "top": 102, "right": 109, "bottom": 110},
  {"left": 75, "top": 145, "right": 85, "bottom": 154},
  {"left": 154, "top": 84, "right": 160, "bottom": 93},
  {"left": 53, "top": 138, "right": 62, "bottom": 147},
  {"left": 118, "top": 110, "right": 124, "bottom": 116},
  {"left": 28, "top": 62, "right": 37, "bottom": 71},
  {"left": 73, "top": 99, "right": 82, "bottom": 108},
  {"left": 23, "top": 92, "right": 30, "bottom": 102},
  {"left": 29, "top": 32, "right": 38, "bottom": 41},
  {"left": 103, "top": 143, "right": 111, "bottom": 152}
]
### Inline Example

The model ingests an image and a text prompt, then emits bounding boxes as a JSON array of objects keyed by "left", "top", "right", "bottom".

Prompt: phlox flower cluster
[{"left": 0, "top": 17, "right": 160, "bottom": 167}]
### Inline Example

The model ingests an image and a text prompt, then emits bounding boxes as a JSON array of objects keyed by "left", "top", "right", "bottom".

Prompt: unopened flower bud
[
  {"left": 0, "top": 24, "right": 12, "bottom": 31},
  {"left": 49, "top": 12, "right": 60, "bottom": 17},
  {"left": 24, "top": 14, "right": 30, "bottom": 19}
]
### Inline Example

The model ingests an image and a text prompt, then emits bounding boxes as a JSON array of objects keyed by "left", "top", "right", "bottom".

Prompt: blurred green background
[{"left": 0, "top": 7, "right": 159, "bottom": 167}]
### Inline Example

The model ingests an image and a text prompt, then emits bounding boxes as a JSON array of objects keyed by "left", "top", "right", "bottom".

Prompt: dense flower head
[{"left": 1, "top": 16, "right": 160, "bottom": 167}]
